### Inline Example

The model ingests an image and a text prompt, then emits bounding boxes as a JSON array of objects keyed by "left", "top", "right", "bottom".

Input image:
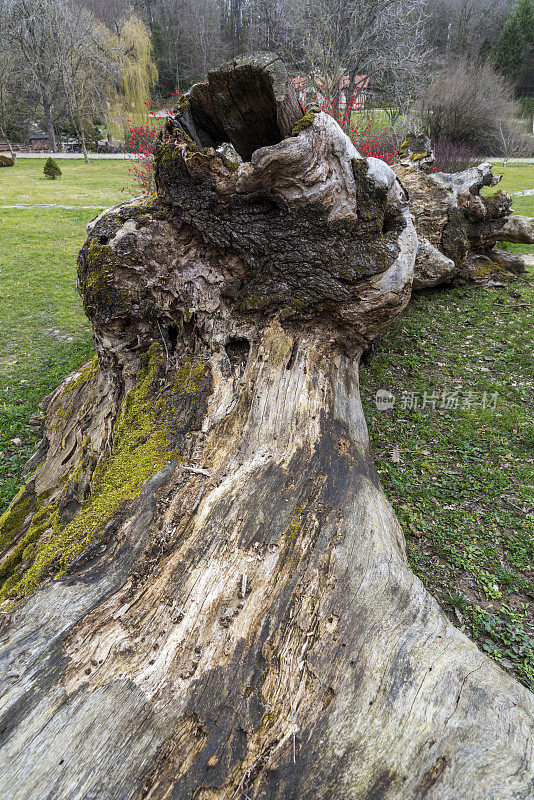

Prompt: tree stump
[{"left": 0, "top": 56, "right": 532, "bottom": 800}]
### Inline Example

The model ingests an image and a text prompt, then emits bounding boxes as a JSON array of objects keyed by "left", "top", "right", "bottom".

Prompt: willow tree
[
  {"left": 0, "top": 55, "right": 532, "bottom": 800},
  {"left": 106, "top": 13, "right": 158, "bottom": 137}
]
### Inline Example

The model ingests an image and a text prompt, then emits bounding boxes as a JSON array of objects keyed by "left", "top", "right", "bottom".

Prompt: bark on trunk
[
  {"left": 0, "top": 56, "right": 532, "bottom": 800},
  {"left": 73, "top": 96, "right": 89, "bottom": 165}
]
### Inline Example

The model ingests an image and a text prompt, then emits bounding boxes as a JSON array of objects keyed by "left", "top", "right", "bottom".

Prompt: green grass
[
  {"left": 351, "top": 107, "right": 407, "bottom": 133},
  {"left": 0, "top": 159, "right": 128, "bottom": 511},
  {"left": 482, "top": 163, "right": 533, "bottom": 256},
  {"left": 0, "top": 156, "right": 533, "bottom": 688},
  {"left": 360, "top": 278, "right": 534, "bottom": 690},
  {"left": 0, "top": 157, "right": 130, "bottom": 205}
]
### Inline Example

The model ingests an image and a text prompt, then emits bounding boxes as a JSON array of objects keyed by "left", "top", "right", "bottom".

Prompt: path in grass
[{"left": 0, "top": 159, "right": 128, "bottom": 511}]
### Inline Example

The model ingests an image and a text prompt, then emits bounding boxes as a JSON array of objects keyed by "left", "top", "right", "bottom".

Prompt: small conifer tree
[{"left": 44, "top": 157, "right": 62, "bottom": 179}]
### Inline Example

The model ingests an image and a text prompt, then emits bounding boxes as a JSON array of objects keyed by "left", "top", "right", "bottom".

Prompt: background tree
[
  {"left": 54, "top": 2, "right": 122, "bottom": 162},
  {"left": 368, "top": 0, "right": 428, "bottom": 133},
  {"left": 0, "top": 39, "right": 38, "bottom": 143},
  {"left": 494, "top": 0, "right": 534, "bottom": 99},
  {"left": 117, "top": 14, "right": 158, "bottom": 124},
  {"left": 1, "top": 0, "right": 64, "bottom": 150},
  {"left": 272, "top": 0, "right": 428, "bottom": 124},
  {"left": 418, "top": 56, "right": 520, "bottom": 153},
  {"left": 425, "top": 0, "right": 510, "bottom": 59}
]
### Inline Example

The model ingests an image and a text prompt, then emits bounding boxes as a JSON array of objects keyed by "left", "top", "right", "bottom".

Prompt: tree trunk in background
[
  {"left": 73, "top": 94, "right": 89, "bottom": 164},
  {"left": 40, "top": 83, "right": 57, "bottom": 152},
  {"left": 0, "top": 55, "right": 532, "bottom": 800}
]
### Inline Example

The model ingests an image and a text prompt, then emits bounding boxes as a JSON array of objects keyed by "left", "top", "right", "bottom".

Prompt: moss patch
[
  {"left": 0, "top": 344, "right": 210, "bottom": 600},
  {"left": 482, "top": 190, "right": 512, "bottom": 218},
  {"left": 220, "top": 155, "right": 239, "bottom": 173},
  {"left": 0, "top": 495, "right": 57, "bottom": 592},
  {"left": 0, "top": 485, "right": 35, "bottom": 552},
  {"left": 291, "top": 108, "right": 318, "bottom": 136},
  {"left": 60, "top": 354, "right": 99, "bottom": 395},
  {"left": 77, "top": 241, "right": 132, "bottom": 321},
  {"left": 464, "top": 261, "right": 513, "bottom": 281}
]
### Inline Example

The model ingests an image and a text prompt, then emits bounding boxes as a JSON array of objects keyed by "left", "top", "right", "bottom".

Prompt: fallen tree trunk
[
  {"left": 0, "top": 56, "right": 533, "bottom": 800},
  {"left": 395, "top": 136, "right": 534, "bottom": 287}
]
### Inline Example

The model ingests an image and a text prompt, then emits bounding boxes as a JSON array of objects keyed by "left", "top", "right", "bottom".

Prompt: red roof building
[{"left": 291, "top": 75, "right": 369, "bottom": 109}]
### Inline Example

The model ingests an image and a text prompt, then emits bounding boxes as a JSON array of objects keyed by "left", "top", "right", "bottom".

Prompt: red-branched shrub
[
  {"left": 317, "top": 94, "right": 394, "bottom": 164},
  {"left": 124, "top": 87, "right": 394, "bottom": 195},
  {"left": 124, "top": 101, "right": 158, "bottom": 195}
]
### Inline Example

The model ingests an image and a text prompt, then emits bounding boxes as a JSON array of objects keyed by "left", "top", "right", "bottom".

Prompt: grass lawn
[
  {"left": 0, "top": 158, "right": 128, "bottom": 512},
  {"left": 360, "top": 277, "right": 533, "bottom": 690},
  {"left": 0, "top": 157, "right": 532, "bottom": 688},
  {"left": 351, "top": 107, "right": 411, "bottom": 134}
]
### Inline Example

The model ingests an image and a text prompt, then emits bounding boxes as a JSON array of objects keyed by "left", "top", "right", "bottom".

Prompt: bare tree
[
  {"left": 0, "top": 0, "right": 66, "bottom": 150},
  {"left": 53, "top": 3, "right": 120, "bottom": 162},
  {"left": 425, "top": 0, "right": 510, "bottom": 57},
  {"left": 419, "top": 56, "right": 519, "bottom": 153},
  {"left": 0, "top": 35, "right": 38, "bottom": 144},
  {"left": 267, "top": 0, "right": 429, "bottom": 126},
  {"left": 371, "top": 1, "right": 428, "bottom": 131},
  {"left": 149, "top": 0, "right": 225, "bottom": 91}
]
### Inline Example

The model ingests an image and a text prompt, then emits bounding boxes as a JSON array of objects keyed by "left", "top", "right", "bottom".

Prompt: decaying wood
[
  {"left": 395, "top": 136, "right": 534, "bottom": 287},
  {"left": 179, "top": 52, "right": 305, "bottom": 161},
  {"left": 0, "top": 57, "right": 532, "bottom": 800}
]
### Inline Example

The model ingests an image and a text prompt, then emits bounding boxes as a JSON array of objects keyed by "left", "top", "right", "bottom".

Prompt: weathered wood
[
  {"left": 178, "top": 53, "right": 304, "bottom": 161},
  {"left": 394, "top": 150, "right": 533, "bottom": 286},
  {"left": 494, "top": 213, "right": 534, "bottom": 244},
  {"left": 0, "top": 58, "right": 532, "bottom": 800}
]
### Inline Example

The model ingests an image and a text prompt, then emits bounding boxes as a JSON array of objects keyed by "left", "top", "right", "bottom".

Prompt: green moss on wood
[
  {"left": 154, "top": 141, "right": 191, "bottom": 176},
  {"left": 220, "top": 155, "right": 239, "bottom": 173},
  {"left": 77, "top": 241, "right": 132, "bottom": 319},
  {"left": 286, "top": 506, "right": 305, "bottom": 538},
  {"left": 482, "top": 190, "right": 512, "bottom": 218},
  {"left": 0, "top": 486, "right": 35, "bottom": 552},
  {"left": 465, "top": 261, "right": 512, "bottom": 280},
  {"left": 0, "top": 497, "right": 58, "bottom": 589},
  {"left": 60, "top": 355, "right": 99, "bottom": 396},
  {"left": 291, "top": 108, "right": 318, "bottom": 136},
  {"left": 175, "top": 94, "right": 189, "bottom": 113},
  {"left": 0, "top": 345, "right": 211, "bottom": 601}
]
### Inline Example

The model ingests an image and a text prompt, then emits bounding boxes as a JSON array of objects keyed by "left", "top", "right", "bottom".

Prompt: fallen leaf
[{"left": 407, "top": 523, "right": 427, "bottom": 538}]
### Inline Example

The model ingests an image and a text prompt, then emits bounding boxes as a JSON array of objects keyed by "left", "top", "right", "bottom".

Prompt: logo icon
[{"left": 375, "top": 389, "right": 395, "bottom": 411}]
